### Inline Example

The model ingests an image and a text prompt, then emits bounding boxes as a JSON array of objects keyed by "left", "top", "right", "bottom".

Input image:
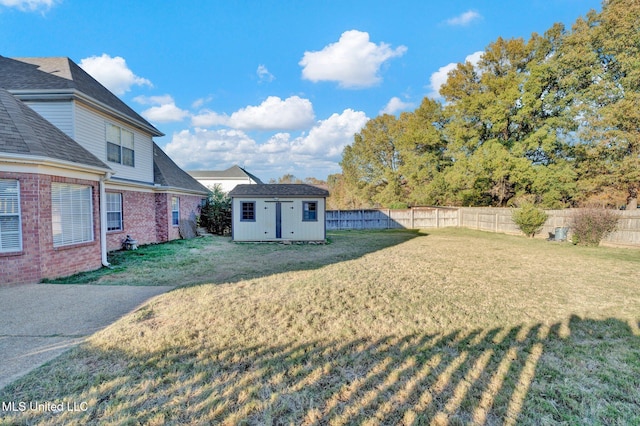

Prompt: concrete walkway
[{"left": 0, "top": 284, "right": 173, "bottom": 390}]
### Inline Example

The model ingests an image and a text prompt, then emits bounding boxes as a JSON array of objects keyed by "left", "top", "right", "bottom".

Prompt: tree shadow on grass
[
  {"left": 44, "top": 229, "right": 426, "bottom": 287},
  {"left": 2, "top": 316, "right": 638, "bottom": 425}
]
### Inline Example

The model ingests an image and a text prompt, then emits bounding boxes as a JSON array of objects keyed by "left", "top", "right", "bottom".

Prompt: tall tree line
[{"left": 335, "top": 0, "right": 640, "bottom": 210}]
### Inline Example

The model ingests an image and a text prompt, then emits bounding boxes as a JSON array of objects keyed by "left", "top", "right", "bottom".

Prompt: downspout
[{"left": 100, "top": 172, "right": 112, "bottom": 267}]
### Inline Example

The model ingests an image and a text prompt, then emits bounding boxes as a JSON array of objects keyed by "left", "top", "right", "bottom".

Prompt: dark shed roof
[
  {"left": 153, "top": 143, "right": 209, "bottom": 194},
  {"left": 0, "top": 88, "right": 110, "bottom": 171},
  {"left": 229, "top": 184, "right": 329, "bottom": 198}
]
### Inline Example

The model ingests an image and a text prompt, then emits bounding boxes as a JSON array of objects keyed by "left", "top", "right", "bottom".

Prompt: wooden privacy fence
[{"left": 326, "top": 207, "right": 640, "bottom": 248}]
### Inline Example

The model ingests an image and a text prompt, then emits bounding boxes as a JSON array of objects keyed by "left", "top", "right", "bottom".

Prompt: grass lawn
[{"left": 2, "top": 228, "right": 639, "bottom": 425}]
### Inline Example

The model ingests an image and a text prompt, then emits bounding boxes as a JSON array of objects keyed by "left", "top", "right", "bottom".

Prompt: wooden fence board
[{"left": 326, "top": 207, "right": 640, "bottom": 247}]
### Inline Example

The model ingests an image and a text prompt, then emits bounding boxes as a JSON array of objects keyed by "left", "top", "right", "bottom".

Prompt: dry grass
[{"left": 2, "top": 228, "right": 639, "bottom": 425}]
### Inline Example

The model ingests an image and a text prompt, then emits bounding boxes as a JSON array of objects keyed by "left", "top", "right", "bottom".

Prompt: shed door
[{"left": 275, "top": 202, "right": 282, "bottom": 239}]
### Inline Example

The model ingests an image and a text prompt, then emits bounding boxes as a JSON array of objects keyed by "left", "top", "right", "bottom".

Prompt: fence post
[
  {"left": 436, "top": 208, "right": 439, "bottom": 228},
  {"left": 411, "top": 207, "right": 415, "bottom": 229},
  {"left": 387, "top": 209, "right": 391, "bottom": 229}
]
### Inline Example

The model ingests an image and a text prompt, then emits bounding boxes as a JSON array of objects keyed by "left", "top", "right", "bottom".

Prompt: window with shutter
[
  {"left": 51, "top": 183, "right": 94, "bottom": 247},
  {"left": 0, "top": 179, "right": 22, "bottom": 253}
]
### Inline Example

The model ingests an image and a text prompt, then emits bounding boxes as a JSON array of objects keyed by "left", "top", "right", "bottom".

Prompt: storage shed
[{"left": 228, "top": 184, "right": 329, "bottom": 242}]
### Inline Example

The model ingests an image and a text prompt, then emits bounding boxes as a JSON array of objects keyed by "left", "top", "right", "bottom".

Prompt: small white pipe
[{"left": 99, "top": 172, "right": 112, "bottom": 267}]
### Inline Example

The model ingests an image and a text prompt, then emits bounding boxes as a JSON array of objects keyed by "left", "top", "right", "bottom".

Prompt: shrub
[
  {"left": 570, "top": 208, "right": 619, "bottom": 246},
  {"left": 200, "top": 185, "right": 232, "bottom": 235},
  {"left": 512, "top": 203, "right": 548, "bottom": 238}
]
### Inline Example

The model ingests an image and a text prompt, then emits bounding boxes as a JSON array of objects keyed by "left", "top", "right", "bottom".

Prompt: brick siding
[
  {"left": 1, "top": 172, "right": 205, "bottom": 286},
  {"left": 0, "top": 172, "right": 102, "bottom": 286},
  {"left": 106, "top": 190, "right": 158, "bottom": 251}
]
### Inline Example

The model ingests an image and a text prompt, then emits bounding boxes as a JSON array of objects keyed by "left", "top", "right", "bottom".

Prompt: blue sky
[{"left": 1, "top": 0, "right": 603, "bottom": 182}]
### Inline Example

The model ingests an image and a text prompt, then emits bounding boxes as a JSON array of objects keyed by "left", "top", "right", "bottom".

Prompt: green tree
[
  {"left": 563, "top": 0, "right": 640, "bottom": 208},
  {"left": 341, "top": 114, "right": 404, "bottom": 207},
  {"left": 200, "top": 185, "right": 231, "bottom": 235},
  {"left": 512, "top": 202, "right": 548, "bottom": 238}
]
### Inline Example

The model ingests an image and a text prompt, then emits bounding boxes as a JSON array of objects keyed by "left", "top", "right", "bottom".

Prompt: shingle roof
[
  {"left": 229, "top": 184, "right": 329, "bottom": 198},
  {"left": 0, "top": 88, "right": 110, "bottom": 171},
  {"left": 153, "top": 143, "right": 209, "bottom": 194},
  {"left": 0, "top": 56, "right": 162, "bottom": 136},
  {"left": 188, "top": 165, "right": 263, "bottom": 183}
]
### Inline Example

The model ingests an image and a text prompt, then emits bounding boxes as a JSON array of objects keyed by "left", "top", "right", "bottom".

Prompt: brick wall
[
  {"left": 156, "top": 193, "right": 203, "bottom": 242},
  {"left": 0, "top": 172, "right": 102, "bottom": 286},
  {"left": 155, "top": 193, "right": 169, "bottom": 243},
  {"left": 106, "top": 190, "right": 157, "bottom": 251},
  {"left": 1, "top": 171, "right": 206, "bottom": 286}
]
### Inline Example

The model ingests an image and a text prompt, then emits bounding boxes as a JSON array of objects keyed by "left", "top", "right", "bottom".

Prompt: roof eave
[
  {"left": 0, "top": 152, "right": 113, "bottom": 175},
  {"left": 9, "top": 89, "right": 164, "bottom": 137}
]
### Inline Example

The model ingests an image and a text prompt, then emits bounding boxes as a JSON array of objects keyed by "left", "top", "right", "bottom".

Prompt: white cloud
[
  {"left": 257, "top": 65, "right": 275, "bottom": 83},
  {"left": 428, "top": 51, "right": 483, "bottom": 98},
  {"left": 165, "top": 109, "right": 369, "bottom": 179},
  {"left": 380, "top": 97, "right": 415, "bottom": 115},
  {"left": 300, "top": 30, "right": 407, "bottom": 89},
  {"left": 142, "top": 103, "right": 190, "bottom": 123},
  {"left": 191, "top": 96, "right": 212, "bottom": 109},
  {"left": 0, "top": 0, "right": 56, "bottom": 11},
  {"left": 191, "top": 96, "right": 315, "bottom": 131},
  {"left": 134, "top": 94, "right": 189, "bottom": 123},
  {"left": 277, "top": 109, "right": 370, "bottom": 159},
  {"left": 79, "top": 54, "right": 152, "bottom": 96},
  {"left": 446, "top": 10, "right": 482, "bottom": 26},
  {"left": 133, "top": 95, "right": 174, "bottom": 105},
  {"left": 191, "top": 110, "right": 229, "bottom": 127}
]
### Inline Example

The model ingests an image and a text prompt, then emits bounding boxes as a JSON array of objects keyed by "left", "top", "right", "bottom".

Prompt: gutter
[{"left": 100, "top": 172, "right": 113, "bottom": 267}]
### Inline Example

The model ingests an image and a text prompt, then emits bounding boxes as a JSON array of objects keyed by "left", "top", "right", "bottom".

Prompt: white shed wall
[{"left": 232, "top": 197, "right": 326, "bottom": 241}]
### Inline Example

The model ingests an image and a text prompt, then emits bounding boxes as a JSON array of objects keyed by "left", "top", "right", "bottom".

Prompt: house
[
  {"left": 228, "top": 184, "right": 329, "bottom": 242},
  {"left": 188, "top": 165, "right": 263, "bottom": 193},
  {"left": 0, "top": 56, "right": 208, "bottom": 285}
]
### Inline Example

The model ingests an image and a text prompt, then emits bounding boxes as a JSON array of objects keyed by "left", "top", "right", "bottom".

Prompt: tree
[
  {"left": 512, "top": 202, "right": 548, "bottom": 238},
  {"left": 563, "top": 1, "right": 640, "bottom": 208},
  {"left": 200, "top": 185, "right": 231, "bottom": 235},
  {"left": 341, "top": 114, "right": 404, "bottom": 207},
  {"left": 270, "top": 174, "right": 303, "bottom": 184}
]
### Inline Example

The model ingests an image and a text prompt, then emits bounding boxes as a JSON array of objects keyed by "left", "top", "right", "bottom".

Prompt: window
[
  {"left": 106, "top": 123, "right": 135, "bottom": 167},
  {"left": 106, "top": 193, "right": 123, "bottom": 231},
  {"left": 0, "top": 179, "right": 22, "bottom": 253},
  {"left": 303, "top": 201, "right": 318, "bottom": 221},
  {"left": 241, "top": 202, "right": 255, "bottom": 221},
  {"left": 52, "top": 183, "right": 94, "bottom": 247},
  {"left": 171, "top": 197, "right": 180, "bottom": 226}
]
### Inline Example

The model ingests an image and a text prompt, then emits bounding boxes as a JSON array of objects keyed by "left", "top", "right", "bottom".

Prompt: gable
[
  {"left": 0, "top": 89, "right": 110, "bottom": 172},
  {"left": 0, "top": 56, "right": 162, "bottom": 137}
]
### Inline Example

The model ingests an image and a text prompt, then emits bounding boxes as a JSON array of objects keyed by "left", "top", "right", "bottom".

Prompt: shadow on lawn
[
  {"left": 2, "top": 316, "right": 639, "bottom": 424},
  {"left": 44, "top": 229, "right": 425, "bottom": 286}
]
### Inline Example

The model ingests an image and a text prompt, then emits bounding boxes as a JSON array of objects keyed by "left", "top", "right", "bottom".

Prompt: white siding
[
  {"left": 199, "top": 178, "right": 253, "bottom": 193},
  {"left": 75, "top": 103, "right": 154, "bottom": 183},
  {"left": 232, "top": 197, "right": 326, "bottom": 241},
  {"left": 24, "top": 101, "right": 74, "bottom": 138}
]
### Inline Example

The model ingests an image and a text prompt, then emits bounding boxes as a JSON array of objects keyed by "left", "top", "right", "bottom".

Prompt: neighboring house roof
[
  {"left": 229, "top": 184, "right": 329, "bottom": 198},
  {"left": 153, "top": 143, "right": 209, "bottom": 194},
  {"left": 188, "top": 165, "right": 264, "bottom": 183},
  {"left": 0, "top": 88, "right": 110, "bottom": 171},
  {"left": 0, "top": 56, "right": 162, "bottom": 137}
]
